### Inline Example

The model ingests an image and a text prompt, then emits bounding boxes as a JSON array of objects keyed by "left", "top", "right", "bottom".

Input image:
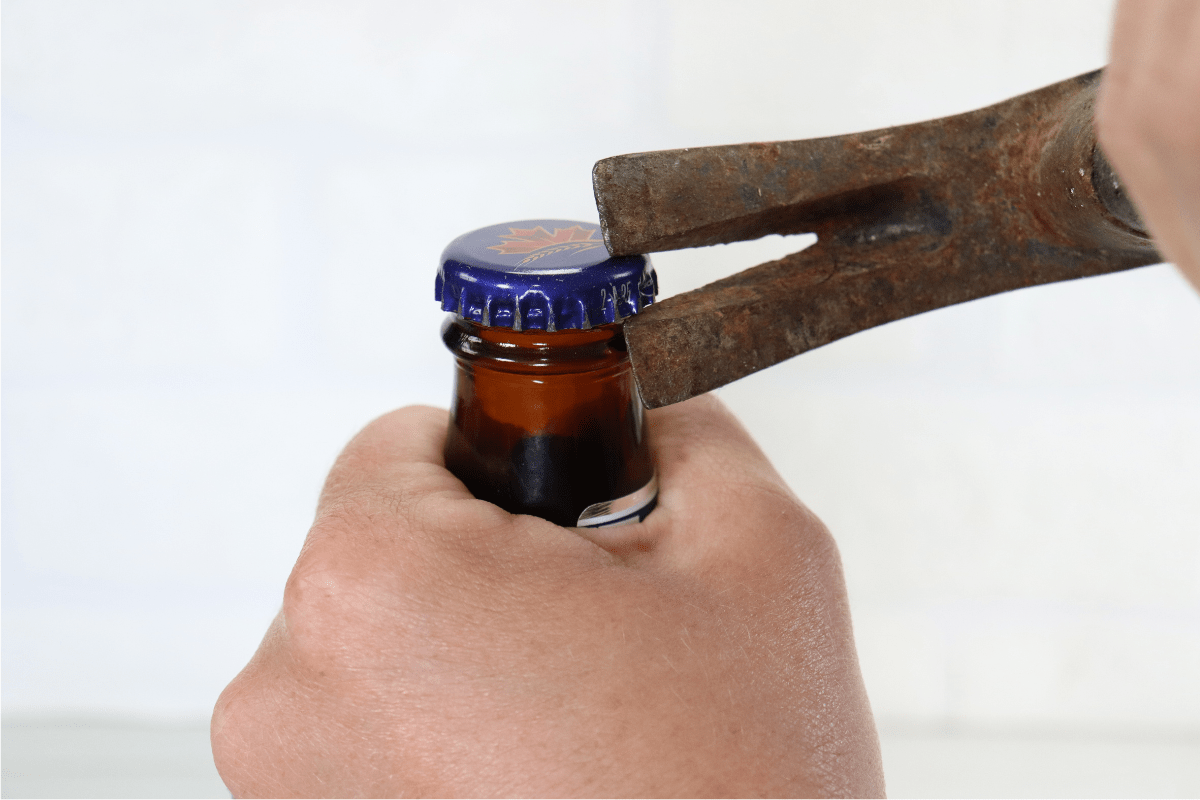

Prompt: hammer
[{"left": 592, "top": 69, "right": 1161, "bottom": 409}]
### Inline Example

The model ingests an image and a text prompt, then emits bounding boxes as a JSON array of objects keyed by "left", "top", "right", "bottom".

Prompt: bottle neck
[
  {"left": 441, "top": 312, "right": 655, "bottom": 526},
  {"left": 440, "top": 315, "right": 629, "bottom": 375}
]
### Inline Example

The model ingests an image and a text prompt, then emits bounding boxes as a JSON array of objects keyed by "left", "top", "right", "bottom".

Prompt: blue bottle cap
[{"left": 435, "top": 219, "right": 657, "bottom": 331}]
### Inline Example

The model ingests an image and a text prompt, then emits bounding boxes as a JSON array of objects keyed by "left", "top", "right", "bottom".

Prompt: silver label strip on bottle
[{"left": 576, "top": 474, "right": 658, "bottom": 528}]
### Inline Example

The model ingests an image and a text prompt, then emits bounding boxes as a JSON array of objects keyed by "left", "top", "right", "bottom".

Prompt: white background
[{"left": 4, "top": 0, "right": 1199, "bottom": 795}]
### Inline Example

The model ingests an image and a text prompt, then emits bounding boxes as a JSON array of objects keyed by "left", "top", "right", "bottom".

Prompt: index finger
[{"left": 316, "top": 404, "right": 470, "bottom": 514}]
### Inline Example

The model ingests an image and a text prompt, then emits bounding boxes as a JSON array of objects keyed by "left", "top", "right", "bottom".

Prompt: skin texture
[
  {"left": 1097, "top": 0, "right": 1200, "bottom": 292},
  {"left": 211, "top": 396, "right": 885, "bottom": 798}
]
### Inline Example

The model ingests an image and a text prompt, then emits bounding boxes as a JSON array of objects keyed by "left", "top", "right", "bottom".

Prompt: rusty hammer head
[{"left": 592, "top": 69, "right": 1159, "bottom": 408}]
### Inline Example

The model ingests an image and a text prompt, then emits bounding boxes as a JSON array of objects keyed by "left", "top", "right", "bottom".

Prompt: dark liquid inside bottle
[{"left": 442, "top": 316, "right": 655, "bottom": 527}]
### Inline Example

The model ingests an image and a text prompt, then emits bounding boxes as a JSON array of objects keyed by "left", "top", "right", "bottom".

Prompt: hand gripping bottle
[{"left": 435, "top": 220, "right": 658, "bottom": 527}]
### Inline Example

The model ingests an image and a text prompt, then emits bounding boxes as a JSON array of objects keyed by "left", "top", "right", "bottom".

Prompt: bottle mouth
[{"left": 440, "top": 316, "right": 630, "bottom": 374}]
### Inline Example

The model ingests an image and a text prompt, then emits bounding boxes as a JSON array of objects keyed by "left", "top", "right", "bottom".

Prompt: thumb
[
  {"left": 644, "top": 393, "right": 830, "bottom": 570},
  {"left": 649, "top": 393, "right": 792, "bottom": 499},
  {"left": 575, "top": 393, "right": 825, "bottom": 565}
]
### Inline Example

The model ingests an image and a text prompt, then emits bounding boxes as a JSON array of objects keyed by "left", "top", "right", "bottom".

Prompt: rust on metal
[{"left": 593, "top": 70, "right": 1160, "bottom": 408}]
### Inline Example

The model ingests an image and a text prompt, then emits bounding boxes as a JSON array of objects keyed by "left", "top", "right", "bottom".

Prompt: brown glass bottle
[
  {"left": 435, "top": 219, "right": 659, "bottom": 527},
  {"left": 442, "top": 316, "right": 655, "bottom": 527}
]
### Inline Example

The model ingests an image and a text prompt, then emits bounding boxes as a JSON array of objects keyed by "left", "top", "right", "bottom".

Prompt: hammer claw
[{"left": 595, "top": 69, "right": 1160, "bottom": 408}]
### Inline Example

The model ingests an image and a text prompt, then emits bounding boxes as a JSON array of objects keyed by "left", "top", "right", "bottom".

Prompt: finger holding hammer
[{"left": 1098, "top": 0, "right": 1200, "bottom": 293}]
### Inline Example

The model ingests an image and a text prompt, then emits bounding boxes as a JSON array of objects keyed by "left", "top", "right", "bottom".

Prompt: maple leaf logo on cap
[{"left": 488, "top": 225, "right": 603, "bottom": 265}]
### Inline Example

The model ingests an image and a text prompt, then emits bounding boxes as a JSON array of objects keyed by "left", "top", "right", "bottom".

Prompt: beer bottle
[{"left": 435, "top": 219, "right": 658, "bottom": 528}]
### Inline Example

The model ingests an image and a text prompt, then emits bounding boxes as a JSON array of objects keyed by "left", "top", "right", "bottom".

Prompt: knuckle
[
  {"left": 282, "top": 531, "right": 383, "bottom": 667},
  {"left": 210, "top": 678, "right": 253, "bottom": 793},
  {"left": 211, "top": 660, "right": 288, "bottom": 797},
  {"left": 734, "top": 481, "right": 841, "bottom": 565},
  {"left": 284, "top": 556, "right": 352, "bottom": 620}
]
